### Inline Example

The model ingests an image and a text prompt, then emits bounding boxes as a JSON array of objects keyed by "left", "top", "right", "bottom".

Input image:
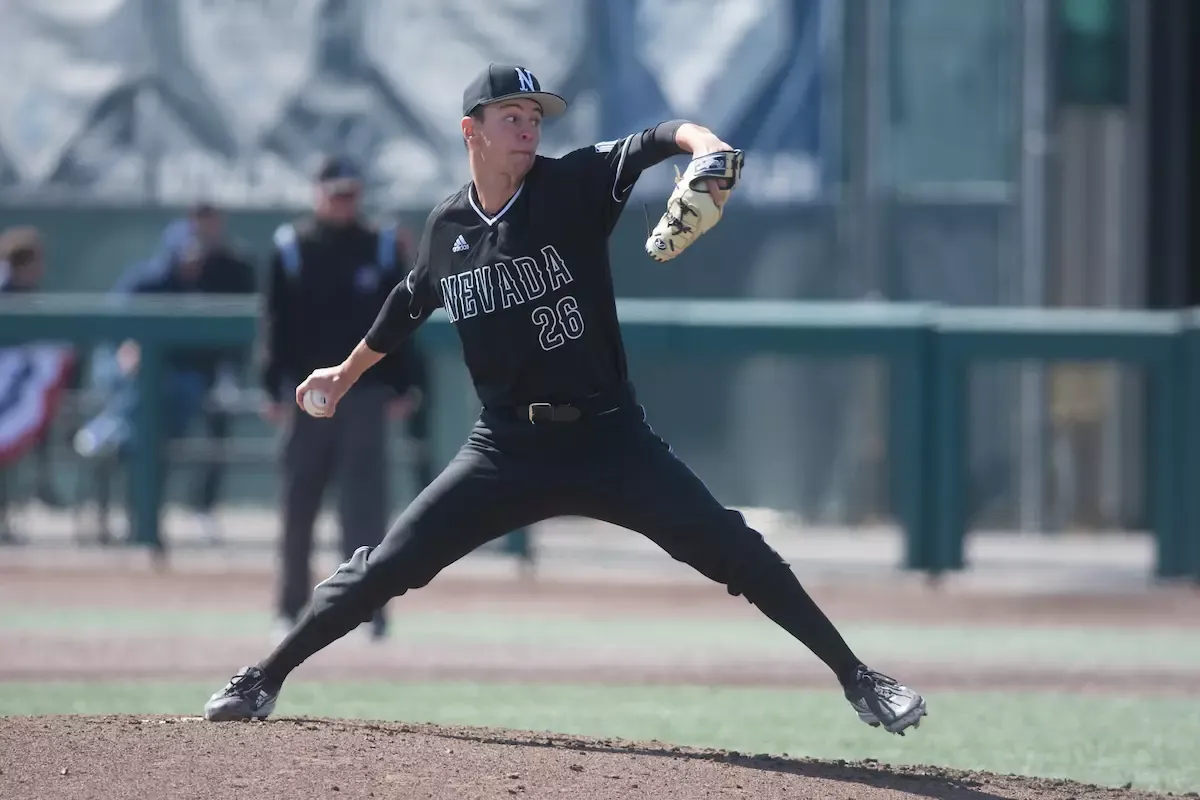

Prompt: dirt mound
[{"left": 0, "top": 715, "right": 1173, "bottom": 800}]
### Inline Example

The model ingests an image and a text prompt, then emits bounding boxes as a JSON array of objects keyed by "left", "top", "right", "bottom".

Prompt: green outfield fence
[{"left": 2, "top": 293, "right": 1198, "bottom": 581}]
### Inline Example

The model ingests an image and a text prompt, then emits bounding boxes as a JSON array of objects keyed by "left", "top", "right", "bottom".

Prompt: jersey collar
[{"left": 468, "top": 181, "right": 524, "bottom": 227}]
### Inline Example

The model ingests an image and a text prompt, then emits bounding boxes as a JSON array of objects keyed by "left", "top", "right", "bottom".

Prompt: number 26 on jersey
[{"left": 532, "top": 296, "right": 585, "bottom": 351}]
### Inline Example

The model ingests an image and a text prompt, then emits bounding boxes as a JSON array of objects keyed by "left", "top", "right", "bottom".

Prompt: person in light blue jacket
[{"left": 75, "top": 205, "right": 255, "bottom": 545}]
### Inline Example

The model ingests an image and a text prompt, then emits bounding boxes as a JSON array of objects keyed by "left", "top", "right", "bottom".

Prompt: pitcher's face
[{"left": 466, "top": 99, "right": 543, "bottom": 177}]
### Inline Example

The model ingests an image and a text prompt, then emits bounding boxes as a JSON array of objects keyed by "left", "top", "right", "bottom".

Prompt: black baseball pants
[{"left": 261, "top": 383, "right": 863, "bottom": 685}]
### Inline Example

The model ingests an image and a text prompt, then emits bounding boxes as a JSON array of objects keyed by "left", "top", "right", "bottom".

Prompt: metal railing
[{"left": 1, "top": 293, "right": 1197, "bottom": 580}]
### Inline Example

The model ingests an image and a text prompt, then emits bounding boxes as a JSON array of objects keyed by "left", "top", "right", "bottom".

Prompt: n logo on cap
[{"left": 515, "top": 68, "right": 536, "bottom": 93}]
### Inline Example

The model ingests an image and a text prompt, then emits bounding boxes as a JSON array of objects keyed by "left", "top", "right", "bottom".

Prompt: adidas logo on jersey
[{"left": 452, "top": 235, "right": 470, "bottom": 253}]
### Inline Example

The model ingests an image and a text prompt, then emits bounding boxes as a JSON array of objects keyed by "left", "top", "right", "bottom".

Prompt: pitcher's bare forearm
[{"left": 337, "top": 340, "right": 388, "bottom": 385}]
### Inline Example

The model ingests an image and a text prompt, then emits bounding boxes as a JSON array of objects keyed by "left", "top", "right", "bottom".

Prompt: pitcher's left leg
[{"left": 584, "top": 418, "right": 927, "bottom": 735}]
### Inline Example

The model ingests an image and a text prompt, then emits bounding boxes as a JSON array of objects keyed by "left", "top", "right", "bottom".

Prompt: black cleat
[
  {"left": 204, "top": 666, "right": 280, "bottom": 722},
  {"left": 843, "top": 666, "right": 927, "bottom": 735}
]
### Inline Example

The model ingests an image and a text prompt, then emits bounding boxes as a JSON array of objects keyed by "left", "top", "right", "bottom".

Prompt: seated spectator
[
  {"left": 0, "top": 226, "right": 45, "bottom": 294},
  {"left": 74, "top": 216, "right": 255, "bottom": 545},
  {"left": 0, "top": 227, "right": 74, "bottom": 542}
]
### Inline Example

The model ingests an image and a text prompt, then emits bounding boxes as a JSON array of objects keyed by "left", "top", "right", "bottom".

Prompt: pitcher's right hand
[{"left": 295, "top": 366, "right": 351, "bottom": 417}]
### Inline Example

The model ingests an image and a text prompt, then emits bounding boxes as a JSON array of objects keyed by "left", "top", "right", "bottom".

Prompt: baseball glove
[{"left": 645, "top": 149, "right": 744, "bottom": 262}]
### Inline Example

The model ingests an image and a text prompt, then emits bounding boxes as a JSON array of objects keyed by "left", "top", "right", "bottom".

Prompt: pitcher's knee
[
  {"left": 673, "top": 510, "right": 791, "bottom": 597},
  {"left": 310, "top": 541, "right": 444, "bottom": 619},
  {"left": 311, "top": 545, "right": 376, "bottom": 617},
  {"left": 720, "top": 538, "right": 792, "bottom": 598}
]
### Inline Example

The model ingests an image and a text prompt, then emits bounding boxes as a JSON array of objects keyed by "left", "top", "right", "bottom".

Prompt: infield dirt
[
  {"left": 0, "top": 715, "right": 1180, "bottom": 800},
  {"left": 3, "top": 550, "right": 1199, "bottom": 799}
]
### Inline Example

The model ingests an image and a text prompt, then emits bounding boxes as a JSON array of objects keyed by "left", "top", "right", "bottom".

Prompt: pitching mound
[{"left": 0, "top": 715, "right": 1174, "bottom": 800}]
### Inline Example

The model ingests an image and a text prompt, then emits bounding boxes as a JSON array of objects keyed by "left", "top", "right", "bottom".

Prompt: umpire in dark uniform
[{"left": 260, "top": 155, "right": 419, "bottom": 642}]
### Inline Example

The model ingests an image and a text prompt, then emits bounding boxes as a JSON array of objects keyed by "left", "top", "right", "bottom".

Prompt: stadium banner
[{"left": 0, "top": 0, "right": 836, "bottom": 210}]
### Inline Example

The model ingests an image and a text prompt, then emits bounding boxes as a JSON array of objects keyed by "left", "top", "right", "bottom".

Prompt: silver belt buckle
[{"left": 528, "top": 402, "right": 552, "bottom": 423}]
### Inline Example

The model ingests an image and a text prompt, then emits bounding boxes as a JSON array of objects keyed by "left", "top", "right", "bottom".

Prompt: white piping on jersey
[
  {"left": 468, "top": 182, "right": 525, "bottom": 226},
  {"left": 611, "top": 135, "right": 634, "bottom": 203},
  {"left": 404, "top": 270, "right": 424, "bottom": 320}
]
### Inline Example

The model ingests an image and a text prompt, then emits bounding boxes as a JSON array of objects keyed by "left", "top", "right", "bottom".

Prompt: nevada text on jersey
[{"left": 438, "top": 244, "right": 581, "bottom": 352}]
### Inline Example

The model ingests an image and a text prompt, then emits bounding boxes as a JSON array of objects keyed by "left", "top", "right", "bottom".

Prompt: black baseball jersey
[{"left": 366, "top": 120, "right": 687, "bottom": 408}]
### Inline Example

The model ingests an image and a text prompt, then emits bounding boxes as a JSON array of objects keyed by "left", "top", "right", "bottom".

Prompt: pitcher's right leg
[{"left": 204, "top": 437, "right": 553, "bottom": 721}]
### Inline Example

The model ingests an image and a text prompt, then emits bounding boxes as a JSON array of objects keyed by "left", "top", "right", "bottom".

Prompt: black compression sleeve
[
  {"left": 364, "top": 280, "right": 428, "bottom": 354},
  {"left": 620, "top": 120, "right": 688, "bottom": 175}
]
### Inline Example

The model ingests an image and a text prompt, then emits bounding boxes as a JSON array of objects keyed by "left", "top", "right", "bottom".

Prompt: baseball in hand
[{"left": 302, "top": 389, "right": 331, "bottom": 417}]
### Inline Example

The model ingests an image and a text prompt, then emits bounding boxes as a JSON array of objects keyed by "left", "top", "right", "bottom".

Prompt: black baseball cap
[
  {"left": 462, "top": 64, "right": 567, "bottom": 119},
  {"left": 315, "top": 155, "right": 363, "bottom": 192}
]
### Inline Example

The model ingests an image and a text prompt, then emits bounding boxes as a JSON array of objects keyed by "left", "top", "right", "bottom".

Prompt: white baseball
[{"left": 302, "top": 389, "right": 331, "bottom": 417}]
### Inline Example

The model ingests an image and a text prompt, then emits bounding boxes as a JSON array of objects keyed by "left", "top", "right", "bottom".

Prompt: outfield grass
[
  {"left": 5, "top": 607, "right": 1200, "bottom": 668},
  {"left": 0, "top": 680, "right": 1196, "bottom": 794}
]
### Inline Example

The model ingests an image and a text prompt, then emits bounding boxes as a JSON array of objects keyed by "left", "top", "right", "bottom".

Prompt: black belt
[{"left": 492, "top": 382, "right": 636, "bottom": 424}]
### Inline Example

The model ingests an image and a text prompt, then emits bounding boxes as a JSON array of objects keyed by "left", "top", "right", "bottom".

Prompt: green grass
[
  {"left": 4, "top": 604, "right": 1197, "bottom": 792},
  {"left": 5, "top": 607, "right": 1200, "bottom": 668},
  {"left": 1, "top": 680, "right": 1196, "bottom": 794}
]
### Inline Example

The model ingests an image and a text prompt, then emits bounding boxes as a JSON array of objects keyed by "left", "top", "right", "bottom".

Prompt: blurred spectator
[
  {"left": 112, "top": 203, "right": 231, "bottom": 291},
  {"left": 0, "top": 226, "right": 74, "bottom": 543},
  {"left": 0, "top": 226, "right": 45, "bottom": 293},
  {"left": 189, "top": 203, "right": 249, "bottom": 537},
  {"left": 74, "top": 208, "right": 256, "bottom": 545}
]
